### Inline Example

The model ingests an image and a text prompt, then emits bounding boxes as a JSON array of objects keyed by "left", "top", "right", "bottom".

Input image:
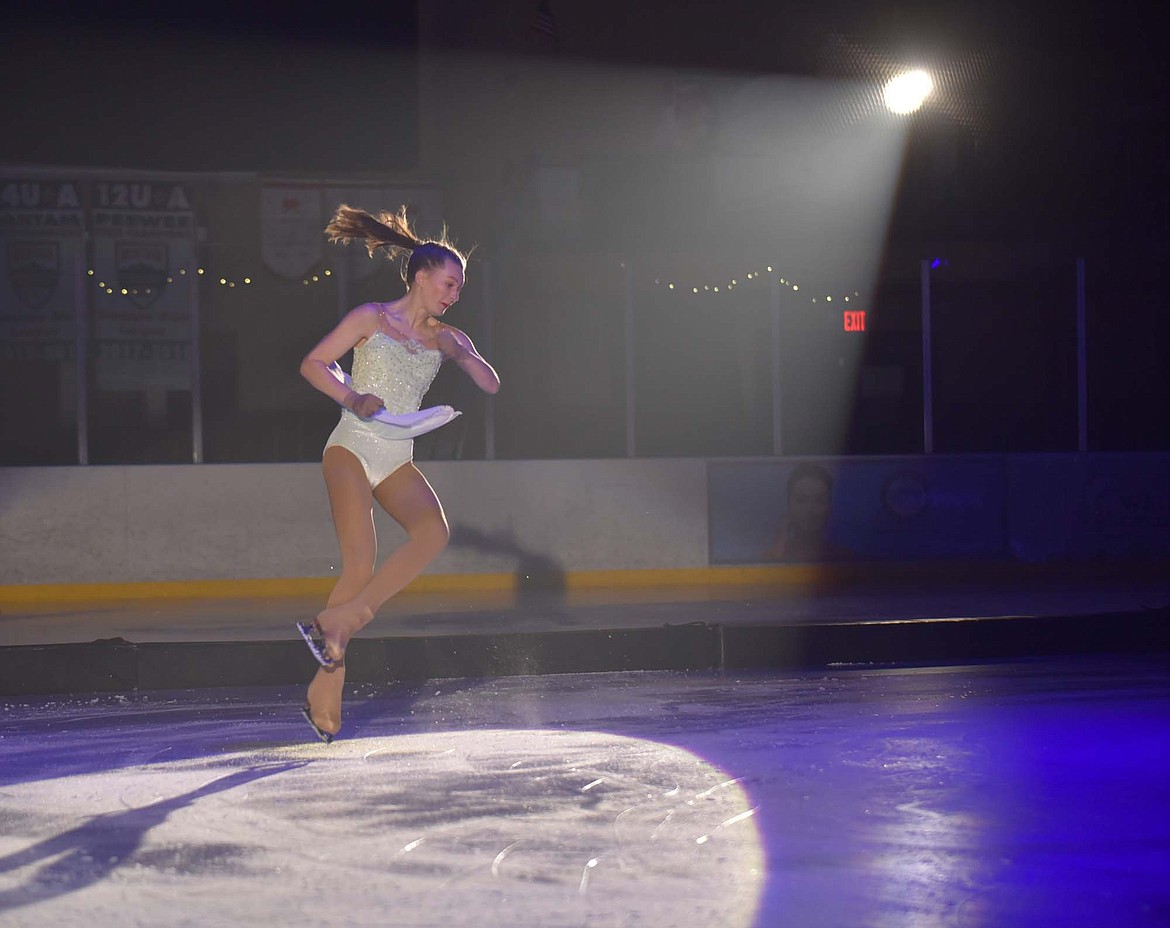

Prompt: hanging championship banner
[
  {"left": 260, "top": 183, "right": 324, "bottom": 279},
  {"left": 325, "top": 185, "right": 444, "bottom": 281},
  {"left": 0, "top": 178, "right": 85, "bottom": 360},
  {"left": 91, "top": 180, "right": 196, "bottom": 390}
]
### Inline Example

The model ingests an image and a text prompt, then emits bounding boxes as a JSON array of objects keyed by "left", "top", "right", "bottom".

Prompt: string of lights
[
  {"left": 84, "top": 266, "right": 336, "bottom": 298},
  {"left": 83, "top": 262, "right": 862, "bottom": 307},
  {"left": 647, "top": 265, "right": 862, "bottom": 305}
]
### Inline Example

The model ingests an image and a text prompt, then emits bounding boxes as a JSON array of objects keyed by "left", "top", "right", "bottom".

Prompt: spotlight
[{"left": 883, "top": 69, "right": 933, "bottom": 115}]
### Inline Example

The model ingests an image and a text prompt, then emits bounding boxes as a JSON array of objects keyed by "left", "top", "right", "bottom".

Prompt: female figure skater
[{"left": 297, "top": 204, "right": 500, "bottom": 742}]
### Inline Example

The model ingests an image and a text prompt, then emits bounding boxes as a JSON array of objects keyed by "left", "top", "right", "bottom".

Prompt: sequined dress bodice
[{"left": 350, "top": 331, "right": 443, "bottom": 416}]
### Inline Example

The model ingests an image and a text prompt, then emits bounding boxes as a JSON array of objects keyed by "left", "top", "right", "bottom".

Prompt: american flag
[{"left": 531, "top": 0, "right": 559, "bottom": 51}]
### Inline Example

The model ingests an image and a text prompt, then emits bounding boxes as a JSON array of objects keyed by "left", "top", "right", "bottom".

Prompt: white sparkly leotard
[{"left": 324, "top": 331, "right": 459, "bottom": 487}]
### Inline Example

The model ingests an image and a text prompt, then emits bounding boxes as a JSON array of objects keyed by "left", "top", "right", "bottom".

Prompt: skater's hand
[{"left": 345, "top": 391, "right": 385, "bottom": 418}]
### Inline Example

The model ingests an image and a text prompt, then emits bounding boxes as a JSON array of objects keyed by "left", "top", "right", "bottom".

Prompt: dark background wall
[
  {"left": 0, "top": 0, "right": 419, "bottom": 173},
  {"left": 2, "top": 0, "right": 1166, "bottom": 463}
]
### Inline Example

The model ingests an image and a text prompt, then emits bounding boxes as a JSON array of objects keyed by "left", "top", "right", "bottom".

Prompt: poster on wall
[
  {"left": 0, "top": 178, "right": 85, "bottom": 360},
  {"left": 260, "top": 183, "right": 324, "bottom": 279},
  {"left": 90, "top": 179, "right": 196, "bottom": 391},
  {"left": 708, "top": 458, "right": 1008, "bottom": 564}
]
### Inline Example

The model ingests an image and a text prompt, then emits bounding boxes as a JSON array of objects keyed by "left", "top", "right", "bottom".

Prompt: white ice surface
[{"left": 0, "top": 702, "right": 763, "bottom": 928}]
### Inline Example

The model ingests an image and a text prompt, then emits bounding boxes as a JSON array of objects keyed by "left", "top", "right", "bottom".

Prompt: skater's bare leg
[
  {"left": 315, "top": 462, "right": 449, "bottom": 662},
  {"left": 305, "top": 447, "right": 376, "bottom": 735}
]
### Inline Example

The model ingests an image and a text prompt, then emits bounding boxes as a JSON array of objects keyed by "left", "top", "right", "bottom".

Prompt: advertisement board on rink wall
[
  {"left": 709, "top": 455, "right": 1170, "bottom": 566},
  {"left": 1007, "top": 454, "right": 1170, "bottom": 562},
  {"left": 708, "top": 457, "right": 1009, "bottom": 564}
]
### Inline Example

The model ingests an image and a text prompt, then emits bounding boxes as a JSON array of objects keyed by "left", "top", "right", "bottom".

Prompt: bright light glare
[{"left": 883, "top": 70, "right": 934, "bottom": 115}]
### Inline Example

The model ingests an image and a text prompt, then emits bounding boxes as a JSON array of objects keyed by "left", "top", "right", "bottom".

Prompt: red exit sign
[{"left": 843, "top": 310, "right": 866, "bottom": 332}]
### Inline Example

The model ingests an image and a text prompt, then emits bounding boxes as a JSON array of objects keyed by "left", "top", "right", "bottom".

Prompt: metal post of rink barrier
[
  {"left": 624, "top": 260, "right": 636, "bottom": 457},
  {"left": 770, "top": 273, "right": 783, "bottom": 456},
  {"left": 921, "top": 258, "right": 934, "bottom": 454},
  {"left": 189, "top": 259, "right": 204, "bottom": 464},
  {"left": 336, "top": 253, "right": 350, "bottom": 322},
  {"left": 481, "top": 258, "right": 496, "bottom": 460},
  {"left": 1076, "top": 257, "right": 1087, "bottom": 452},
  {"left": 74, "top": 249, "right": 90, "bottom": 465}
]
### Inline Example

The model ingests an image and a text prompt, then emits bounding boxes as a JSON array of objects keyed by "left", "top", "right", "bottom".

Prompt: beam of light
[
  {"left": 409, "top": 49, "right": 911, "bottom": 461},
  {"left": 883, "top": 70, "right": 934, "bottom": 115}
]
